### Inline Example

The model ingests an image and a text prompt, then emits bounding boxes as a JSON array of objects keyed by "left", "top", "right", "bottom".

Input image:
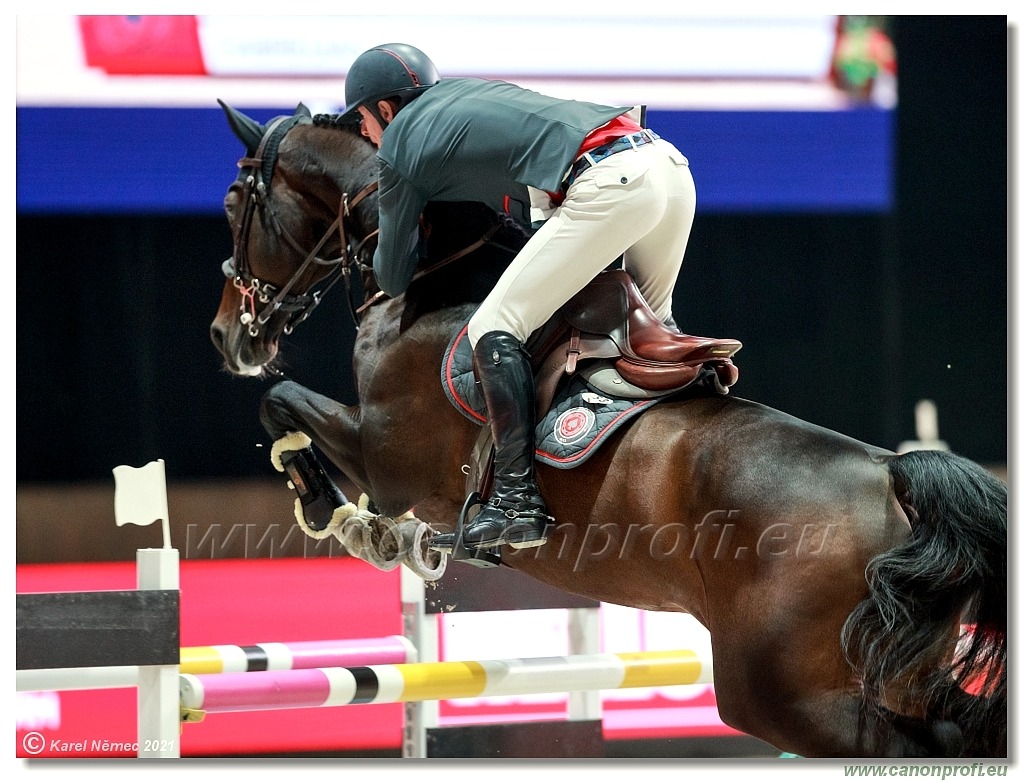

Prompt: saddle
[
  {"left": 526, "top": 269, "right": 741, "bottom": 413},
  {"left": 438, "top": 269, "right": 741, "bottom": 567}
]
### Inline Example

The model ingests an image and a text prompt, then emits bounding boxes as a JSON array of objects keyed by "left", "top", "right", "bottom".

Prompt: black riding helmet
[{"left": 341, "top": 43, "right": 439, "bottom": 128}]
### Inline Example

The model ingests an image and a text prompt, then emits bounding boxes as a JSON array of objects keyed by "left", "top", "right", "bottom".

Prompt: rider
[{"left": 343, "top": 42, "right": 701, "bottom": 551}]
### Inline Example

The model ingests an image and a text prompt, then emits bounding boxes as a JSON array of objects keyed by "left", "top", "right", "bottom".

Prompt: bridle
[
  {"left": 222, "top": 114, "right": 379, "bottom": 338},
  {"left": 222, "top": 113, "right": 516, "bottom": 338}
]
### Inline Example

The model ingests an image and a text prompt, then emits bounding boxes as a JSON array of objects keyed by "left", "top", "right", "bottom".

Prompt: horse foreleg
[
  {"left": 259, "top": 380, "right": 369, "bottom": 528},
  {"left": 259, "top": 379, "right": 447, "bottom": 581},
  {"left": 260, "top": 379, "right": 367, "bottom": 485}
]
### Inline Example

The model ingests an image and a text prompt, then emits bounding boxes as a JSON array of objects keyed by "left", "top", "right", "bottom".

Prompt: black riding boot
[{"left": 462, "top": 331, "right": 553, "bottom": 550}]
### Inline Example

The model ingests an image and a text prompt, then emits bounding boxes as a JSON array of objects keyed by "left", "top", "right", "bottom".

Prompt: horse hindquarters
[
  {"left": 842, "top": 450, "right": 1007, "bottom": 757},
  {"left": 659, "top": 430, "right": 996, "bottom": 758},
  {"left": 716, "top": 451, "right": 1006, "bottom": 758}
]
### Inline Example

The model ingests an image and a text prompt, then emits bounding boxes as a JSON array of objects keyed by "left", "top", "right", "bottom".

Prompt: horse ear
[
  {"left": 218, "top": 99, "right": 265, "bottom": 153},
  {"left": 295, "top": 102, "right": 312, "bottom": 118}
]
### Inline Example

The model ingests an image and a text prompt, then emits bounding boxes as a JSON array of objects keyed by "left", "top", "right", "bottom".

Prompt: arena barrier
[
  {"left": 179, "top": 650, "right": 710, "bottom": 713},
  {"left": 16, "top": 461, "right": 181, "bottom": 758},
  {"left": 17, "top": 460, "right": 718, "bottom": 759}
]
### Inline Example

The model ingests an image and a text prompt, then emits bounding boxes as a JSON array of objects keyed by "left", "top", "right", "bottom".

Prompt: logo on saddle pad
[
  {"left": 554, "top": 408, "right": 596, "bottom": 446},
  {"left": 442, "top": 324, "right": 660, "bottom": 469}
]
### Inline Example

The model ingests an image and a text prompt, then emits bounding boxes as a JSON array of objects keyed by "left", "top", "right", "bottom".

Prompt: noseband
[{"left": 222, "top": 114, "right": 379, "bottom": 338}]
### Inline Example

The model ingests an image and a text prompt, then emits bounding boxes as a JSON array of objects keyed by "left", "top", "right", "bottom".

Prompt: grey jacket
[{"left": 373, "top": 77, "right": 627, "bottom": 297}]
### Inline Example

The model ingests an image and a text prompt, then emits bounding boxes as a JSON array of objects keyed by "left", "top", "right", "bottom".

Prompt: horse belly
[{"left": 506, "top": 438, "right": 712, "bottom": 620}]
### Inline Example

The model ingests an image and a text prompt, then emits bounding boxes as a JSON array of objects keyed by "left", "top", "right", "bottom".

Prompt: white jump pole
[
  {"left": 17, "top": 666, "right": 141, "bottom": 692},
  {"left": 400, "top": 565, "right": 431, "bottom": 758},
  {"left": 17, "top": 636, "right": 418, "bottom": 693},
  {"left": 567, "top": 606, "right": 602, "bottom": 720}
]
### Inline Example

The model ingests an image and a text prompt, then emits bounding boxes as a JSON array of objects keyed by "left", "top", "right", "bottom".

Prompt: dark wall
[
  {"left": 16, "top": 16, "right": 1008, "bottom": 485},
  {"left": 890, "top": 16, "right": 1007, "bottom": 462},
  {"left": 17, "top": 215, "right": 360, "bottom": 481}
]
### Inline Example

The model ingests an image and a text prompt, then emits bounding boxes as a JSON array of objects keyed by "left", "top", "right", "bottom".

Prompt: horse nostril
[{"left": 210, "top": 323, "right": 226, "bottom": 351}]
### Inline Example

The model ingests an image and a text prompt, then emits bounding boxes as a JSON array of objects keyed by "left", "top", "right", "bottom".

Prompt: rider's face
[{"left": 357, "top": 105, "right": 387, "bottom": 148}]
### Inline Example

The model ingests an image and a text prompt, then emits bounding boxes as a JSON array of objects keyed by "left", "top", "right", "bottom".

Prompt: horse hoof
[
  {"left": 408, "top": 524, "right": 447, "bottom": 581},
  {"left": 356, "top": 533, "right": 403, "bottom": 572}
]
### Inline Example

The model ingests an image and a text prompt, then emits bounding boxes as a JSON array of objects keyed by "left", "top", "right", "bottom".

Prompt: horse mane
[{"left": 311, "top": 112, "right": 362, "bottom": 131}]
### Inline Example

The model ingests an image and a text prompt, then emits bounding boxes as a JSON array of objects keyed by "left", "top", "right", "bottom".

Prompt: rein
[{"left": 355, "top": 221, "right": 504, "bottom": 316}]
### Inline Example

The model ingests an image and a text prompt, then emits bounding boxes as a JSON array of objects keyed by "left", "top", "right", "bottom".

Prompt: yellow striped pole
[{"left": 179, "top": 650, "right": 711, "bottom": 713}]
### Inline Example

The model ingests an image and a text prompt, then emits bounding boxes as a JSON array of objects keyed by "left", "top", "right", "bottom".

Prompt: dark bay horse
[{"left": 209, "top": 103, "right": 1006, "bottom": 758}]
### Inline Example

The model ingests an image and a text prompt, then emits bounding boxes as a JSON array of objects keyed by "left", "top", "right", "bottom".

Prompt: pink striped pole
[
  {"left": 193, "top": 669, "right": 339, "bottom": 711},
  {"left": 283, "top": 638, "right": 413, "bottom": 669}
]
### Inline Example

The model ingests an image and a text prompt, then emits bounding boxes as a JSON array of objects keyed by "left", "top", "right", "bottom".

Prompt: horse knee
[{"left": 259, "top": 380, "right": 304, "bottom": 439}]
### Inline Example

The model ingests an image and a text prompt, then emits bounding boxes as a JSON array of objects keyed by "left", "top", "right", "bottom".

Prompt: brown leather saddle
[{"left": 526, "top": 269, "right": 741, "bottom": 415}]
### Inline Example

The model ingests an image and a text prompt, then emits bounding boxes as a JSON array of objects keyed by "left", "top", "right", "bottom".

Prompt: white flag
[{"left": 113, "top": 459, "right": 169, "bottom": 527}]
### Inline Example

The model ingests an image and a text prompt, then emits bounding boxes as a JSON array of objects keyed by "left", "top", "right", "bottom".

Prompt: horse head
[{"left": 210, "top": 101, "right": 379, "bottom": 376}]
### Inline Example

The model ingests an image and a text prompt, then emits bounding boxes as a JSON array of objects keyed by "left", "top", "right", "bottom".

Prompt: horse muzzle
[
  {"left": 211, "top": 282, "right": 280, "bottom": 376},
  {"left": 210, "top": 319, "right": 275, "bottom": 377}
]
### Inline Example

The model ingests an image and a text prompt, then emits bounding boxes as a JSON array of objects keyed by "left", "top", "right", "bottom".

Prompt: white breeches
[{"left": 468, "top": 138, "right": 696, "bottom": 347}]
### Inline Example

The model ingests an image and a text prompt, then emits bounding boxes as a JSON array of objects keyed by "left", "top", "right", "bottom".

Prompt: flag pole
[{"left": 112, "top": 457, "right": 180, "bottom": 757}]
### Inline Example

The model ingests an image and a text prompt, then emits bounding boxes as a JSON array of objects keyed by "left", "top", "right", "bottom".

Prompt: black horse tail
[{"left": 841, "top": 449, "right": 1007, "bottom": 756}]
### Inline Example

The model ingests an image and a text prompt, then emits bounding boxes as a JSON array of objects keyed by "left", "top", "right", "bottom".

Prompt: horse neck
[{"left": 285, "top": 124, "right": 380, "bottom": 238}]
